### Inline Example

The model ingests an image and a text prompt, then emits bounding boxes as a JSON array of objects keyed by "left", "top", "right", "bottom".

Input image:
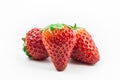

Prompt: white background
[{"left": 0, "top": 0, "right": 120, "bottom": 80}]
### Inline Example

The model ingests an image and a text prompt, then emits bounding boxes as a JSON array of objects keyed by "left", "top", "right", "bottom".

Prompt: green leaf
[
  {"left": 50, "top": 25, "right": 55, "bottom": 30},
  {"left": 42, "top": 23, "right": 65, "bottom": 31},
  {"left": 74, "top": 23, "right": 77, "bottom": 29},
  {"left": 65, "top": 23, "right": 77, "bottom": 30},
  {"left": 22, "top": 37, "right": 25, "bottom": 42},
  {"left": 23, "top": 46, "right": 31, "bottom": 58},
  {"left": 49, "top": 24, "right": 64, "bottom": 30}
]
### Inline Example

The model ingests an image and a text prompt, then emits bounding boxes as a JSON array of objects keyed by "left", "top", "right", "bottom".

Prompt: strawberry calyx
[
  {"left": 42, "top": 23, "right": 79, "bottom": 31},
  {"left": 22, "top": 38, "right": 31, "bottom": 58},
  {"left": 70, "top": 23, "right": 85, "bottom": 30},
  {"left": 23, "top": 46, "right": 31, "bottom": 58},
  {"left": 68, "top": 23, "right": 77, "bottom": 30},
  {"left": 49, "top": 24, "right": 64, "bottom": 30},
  {"left": 42, "top": 23, "right": 64, "bottom": 31}
]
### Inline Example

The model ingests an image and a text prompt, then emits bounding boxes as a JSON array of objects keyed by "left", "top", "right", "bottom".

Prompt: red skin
[
  {"left": 71, "top": 28, "right": 100, "bottom": 64},
  {"left": 25, "top": 28, "right": 48, "bottom": 60},
  {"left": 42, "top": 26, "right": 76, "bottom": 71}
]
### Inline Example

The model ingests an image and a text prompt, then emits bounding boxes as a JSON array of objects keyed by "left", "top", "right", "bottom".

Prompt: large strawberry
[
  {"left": 22, "top": 28, "right": 48, "bottom": 60},
  {"left": 42, "top": 24, "right": 76, "bottom": 71},
  {"left": 71, "top": 24, "right": 100, "bottom": 64}
]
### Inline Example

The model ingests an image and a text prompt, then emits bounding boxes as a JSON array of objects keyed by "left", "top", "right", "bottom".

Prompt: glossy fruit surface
[
  {"left": 42, "top": 24, "right": 76, "bottom": 71},
  {"left": 23, "top": 28, "right": 48, "bottom": 60},
  {"left": 71, "top": 28, "right": 100, "bottom": 64}
]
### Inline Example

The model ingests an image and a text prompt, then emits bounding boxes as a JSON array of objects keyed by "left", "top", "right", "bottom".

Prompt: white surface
[{"left": 0, "top": 0, "right": 120, "bottom": 80}]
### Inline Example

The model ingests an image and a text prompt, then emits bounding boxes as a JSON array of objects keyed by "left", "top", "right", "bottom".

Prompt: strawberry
[
  {"left": 42, "top": 24, "right": 76, "bottom": 71},
  {"left": 71, "top": 24, "right": 100, "bottom": 64},
  {"left": 22, "top": 28, "right": 48, "bottom": 60}
]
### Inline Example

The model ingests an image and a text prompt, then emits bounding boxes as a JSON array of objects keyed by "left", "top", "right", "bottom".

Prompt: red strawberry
[
  {"left": 42, "top": 24, "right": 76, "bottom": 71},
  {"left": 22, "top": 28, "right": 48, "bottom": 60},
  {"left": 71, "top": 25, "right": 100, "bottom": 64}
]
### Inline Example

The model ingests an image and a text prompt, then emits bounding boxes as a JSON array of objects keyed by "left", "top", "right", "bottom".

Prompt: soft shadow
[
  {"left": 25, "top": 57, "right": 54, "bottom": 71},
  {"left": 29, "top": 58, "right": 51, "bottom": 63},
  {"left": 70, "top": 58, "right": 95, "bottom": 66}
]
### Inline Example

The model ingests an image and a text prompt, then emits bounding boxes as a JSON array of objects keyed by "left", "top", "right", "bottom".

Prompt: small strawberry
[
  {"left": 71, "top": 24, "right": 100, "bottom": 64},
  {"left": 42, "top": 24, "right": 76, "bottom": 71},
  {"left": 22, "top": 28, "right": 48, "bottom": 60}
]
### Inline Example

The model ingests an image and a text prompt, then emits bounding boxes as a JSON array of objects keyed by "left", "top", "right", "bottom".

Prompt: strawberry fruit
[
  {"left": 42, "top": 24, "right": 76, "bottom": 71},
  {"left": 71, "top": 25, "right": 100, "bottom": 64},
  {"left": 22, "top": 28, "right": 48, "bottom": 60}
]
